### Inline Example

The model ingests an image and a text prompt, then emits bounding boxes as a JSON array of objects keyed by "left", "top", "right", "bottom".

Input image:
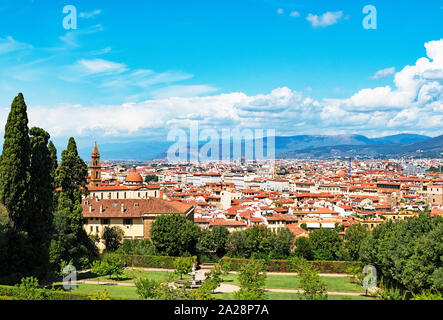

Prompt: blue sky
[{"left": 0, "top": 0, "right": 442, "bottom": 149}]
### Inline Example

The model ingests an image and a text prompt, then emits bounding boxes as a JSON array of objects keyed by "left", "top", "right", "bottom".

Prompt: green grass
[
  {"left": 71, "top": 269, "right": 366, "bottom": 300},
  {"left": 212, "top": 292, "right": 374, "bottom": 300},
  {"left": 71, "top": 283, "right": 140, "bottom": 299},
  {"left": 222, "top": 273, "right": 364, "bottom": 293},
  {"left": 71, "top": 284, "right": 373, "bottom": 301},
  {"left": 79, "top": 269, "right": 189, "bottom": 283}
]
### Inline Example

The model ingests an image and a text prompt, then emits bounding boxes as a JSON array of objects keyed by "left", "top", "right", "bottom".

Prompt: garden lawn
[
  {"left": 78, "top": 269, "right": 189, "bottom": 283},
  {"left": 71, "top": 283, "right": 140, "bottom": 299},
  {"left": 212, "top": 292, "right": 373, "bottom": 300},
  {"left": 222, "top": 273, "right": 364, "bottom": 293}
]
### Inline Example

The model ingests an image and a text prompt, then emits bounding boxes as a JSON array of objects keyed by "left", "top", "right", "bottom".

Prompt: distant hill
[
  {"left": 86, "top": 133, "right": 436, "bottom": 161},
  {"left": 279, "top": 134, "right": 443, "bottom": 159}
]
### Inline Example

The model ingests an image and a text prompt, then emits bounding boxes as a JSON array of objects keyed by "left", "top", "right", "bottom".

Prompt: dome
[
  {"left": 125, "top": 171, "right": 143, "bottom": 183},
  {"left": 336, "top": 170, "right": 347, "bottom": 177}
]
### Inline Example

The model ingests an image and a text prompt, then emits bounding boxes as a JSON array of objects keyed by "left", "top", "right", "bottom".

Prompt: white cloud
[
  {"left": 306, "top": 11, "right": 343, "bottom": 27},
  {"left": 151, "top": 85, "right": 218, "bottom": 99},
  {"left": 277, "top": 8, "right": 284, "bottom": 15},
  {"left": 59, "top": 24, "right": 104, "bottom": 47},
  {"left": 1, "top": 40, "right": 443, "bottom": 140},
  {"left": 289, "top": 11, "right": 300, "bottom": 17},
  {"left": 79, "top": 9, "right": 102, "bottom": 19},
  {"left": 370, "top": 67, "right": 396, "bottom": 79},
  {"left": 77, "top": 59, "right": 127, "bottom": 75},
  {"left": 0, "top": 36, "right": 33, "bottom": 54}
]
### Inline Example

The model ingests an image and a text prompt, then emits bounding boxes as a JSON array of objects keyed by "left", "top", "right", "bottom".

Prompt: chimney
[
  {"left": 100, "top": 204, "right": 104, "bottom": 213},
  {"left": 121, "top": 203, "right": 125, "bottom": 212}
]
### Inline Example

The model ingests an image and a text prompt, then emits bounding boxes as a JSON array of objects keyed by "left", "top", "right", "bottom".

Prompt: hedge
[
  {"left": 0, "top": 285, "right": 91, "bottom": 300},
  {"left": 220, "top": 257, "right": 363, "bottom": 273},
  {"left": 102, "top": 253, "right": 193, "bottom": 269}
]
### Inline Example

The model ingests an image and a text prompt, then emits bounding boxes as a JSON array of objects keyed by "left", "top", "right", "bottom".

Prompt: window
[
  {"left": 123, "top": 219, "right": 132, "bottom": 225},
  {"left": 90, "top": 226, "right": 93, "bottom": 232},
  {"left": 101, "top": 218, "right": 110, "bottom": 225},
  {"left": 96, "top": 226, "right": 99, "bottom": 232}
]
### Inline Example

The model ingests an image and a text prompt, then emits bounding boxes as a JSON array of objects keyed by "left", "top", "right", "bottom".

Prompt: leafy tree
[
  {"left": 226, "top": 230, "right": 249, "bottom": 258},
  {"left": 174, "top": 256, "right": 196, "bottom": 280},
  {"left": 309, "top": 228, "right": 343, "bottom": 260},
  {"left": 0, "top": 93, "right": 31, "bottom": 231},
  {"left": 91, "top": 256, "right": 125, "bottom": 280},
  {"left": 312, "top": 248, "right": 334, "bottom": 261},
  {"left": 197, "top": 226, "right": 229, "bottom": 256},
  {"left": 102, "top": 226, "right": 125, "bottom": 252},
  {"left": 269, "top": 227, "right": 294, "bottom": 259},
  {"left": 192, "top": 278, "right": 217, "bottom": 300},
  {"left": 246, "top": 226, "right": 275, "bottom": 258},
  {"left": 359, "top": 213, "right": 442, "bottom": 293},
  {"left": 344, "top": 224, "right": 369, "bottom": 261},
  {"left": 135, "top": 277, "right": 161, "bottom": 299},
  {"left": 144, "top": 175, "right": 158, "bottom": 183},
  {"left": 150, "top": 214, "right": 201, "bottom": 256},
  {"left": 233, "top": 260, "right": 267, "bottom": 300},
  {"left": 297, "top": 266, "right": 328, "bottom": 300},
  {"left": 293, "top": 237, "right": 313, "bottom": 260}
]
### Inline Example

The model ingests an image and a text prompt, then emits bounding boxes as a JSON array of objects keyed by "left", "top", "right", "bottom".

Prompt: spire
[{"left": 92, "top": 141, "right": 99, "bottom": 155}]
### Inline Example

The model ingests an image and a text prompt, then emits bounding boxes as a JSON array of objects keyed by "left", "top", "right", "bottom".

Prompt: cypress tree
[
  {"left": 48, "top": 140, "right": 58, "bottom": 178},
  {"left": 28, "top": 127, "right": 54, "bottom": 277},
  {"left": 48, "top": 140, "right": 58, "bottom": 211},
  {"left": 50, "top": 137, "right": 97, "bottom": 269},
  {"left": 0, "top": 93, "right": 31, "bottom": 231}
]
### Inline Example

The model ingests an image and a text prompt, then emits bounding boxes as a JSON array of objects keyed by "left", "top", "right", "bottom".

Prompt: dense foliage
[
  {"left": 359, "top": 213, "right": 443, "bottom": 294},
  {"left": 50, "top": 138, "right": 98, "bottom": 270},
  {"left": 150, "top": 214, "right": 201, "bottom": 256},
  {"left": 233, "top": 260, "right": 267, "bottom": 300},
  {"left": 225, "top": 226, "right": 294, "bottom": 259}
]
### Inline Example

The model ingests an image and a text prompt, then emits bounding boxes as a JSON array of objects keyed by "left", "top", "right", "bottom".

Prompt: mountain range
[{"left": 76, "top": 133, "right": 443, "bottom": 161}]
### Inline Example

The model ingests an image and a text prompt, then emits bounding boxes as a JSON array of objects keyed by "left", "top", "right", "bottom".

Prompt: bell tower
[{"left": 90, "top": 142, "right": 101, "bottom": 186}]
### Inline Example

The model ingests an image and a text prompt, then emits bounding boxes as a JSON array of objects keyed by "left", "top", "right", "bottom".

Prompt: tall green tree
[
  {"left": 47, "top": 140, "right": 58, "bottom": 211},
  {"left": 197, "top": 226, "right": 229, "bottom": 256},
  {"left": 0, "top": 93, "right": 31, "bottom": 231},
  {"left": 344, "top": 224, "right": 369, "bottom": 261},
  {"left": 233, "top": 260, "right": 267, "bottom": 300},
  {"left": 150, "top": 214, "right": 201, "bottom": 256},
  {"left": 50, "top": 137, "right": 97, "bottom": 269},
  {"left": 28, "top": 127, "right": 54, "bottom": 277}
]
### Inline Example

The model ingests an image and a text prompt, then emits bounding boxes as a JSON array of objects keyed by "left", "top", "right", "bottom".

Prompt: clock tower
[{"left": 90, "top": 142, "right": 101, "bottom": 186}]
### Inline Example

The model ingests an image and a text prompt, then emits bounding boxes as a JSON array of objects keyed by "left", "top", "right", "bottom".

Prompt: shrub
[
  {"left": 174, "top": 256, "right": 197, "bottom": 280},
  {"left": 297, "top": 266, "right": 328, "bottom": 300},
  {"left": 91, "top": 256, "right": 125, "bottom": 280},
  {"left": 220, "top": 257, "right": 363, "bottom": 273},
  {"left": 103, "top": 253, "right": 187, "bottom": 269}
]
